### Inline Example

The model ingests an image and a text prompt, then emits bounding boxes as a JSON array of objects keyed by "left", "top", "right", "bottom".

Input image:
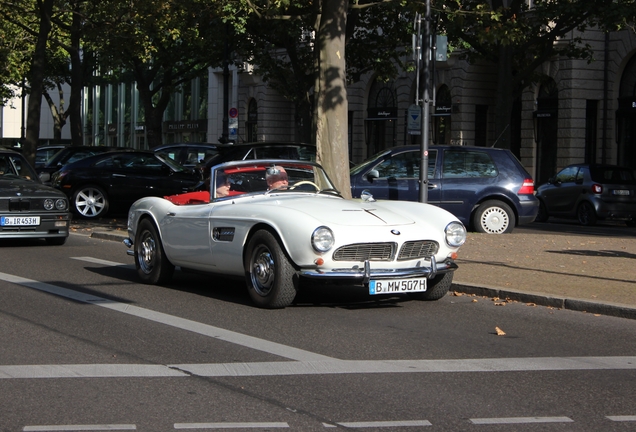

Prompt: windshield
[
  {"left": 350, "top": 149, "right": 392, "bottom": 175},
  {"left": 211, "top": 160, "right": 339, "bottom": 200},
  {"left": 155, "top": 152, "right": 188, "bottom": 172},
  {"left": 0, "top": 154, "right": 39, "bottom": 182}
]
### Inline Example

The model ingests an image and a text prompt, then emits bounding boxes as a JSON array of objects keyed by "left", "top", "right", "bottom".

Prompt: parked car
[
  {"left": 35, "top": 144, "right": 68, "bottom": 169},
  {"left": 350, "top": 145, "right": 539, "bottom": 234},
  {"left": 38, "top": 146, "right": 119, "bottom": 183},
  {"left": 535, "top": 163, "right": 636, "bottom": 226},
  {"left": 124, "top": 159, "right": 466, "bottom": 308},
  {"left": 51, "top": 150, "right": 202, "bottom": 219},
  {"left": 0, "top": 148, "right": 70, "bottom": 245},
  {"left": 197, "top": 142, "right": 316, "bottom": 174},
  {"left": 153, "top": 142, "right": 225, "bottom": 168}
]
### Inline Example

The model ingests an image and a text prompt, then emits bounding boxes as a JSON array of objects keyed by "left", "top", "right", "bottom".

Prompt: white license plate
[
  {"left": 369, "top": 277, "right": 427, "bottom": 295},
  {"left": 612, "top": 189, "right": 630, "bottom": 196},
  {"left": 1, "top": 216, "right": 40, "bottom": 226}
]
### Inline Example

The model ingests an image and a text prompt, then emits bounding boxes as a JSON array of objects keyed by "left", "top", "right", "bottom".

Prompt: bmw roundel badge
[{"left": 391, "top": 229, "right": 400, "bottom": 235}]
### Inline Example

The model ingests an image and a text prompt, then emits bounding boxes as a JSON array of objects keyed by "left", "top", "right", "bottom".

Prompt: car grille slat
[
  {"left": 398, "top": 240, "right": 439, "bottom": 260},
  {"left": 333, "top": 242, "right": 396, "bottom": 261}
]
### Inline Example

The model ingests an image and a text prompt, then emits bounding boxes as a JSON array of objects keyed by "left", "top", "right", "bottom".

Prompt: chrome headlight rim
[
  {"left": 445, "top": 221, "right": 466, "bottom": 248},
  {"left": 311, "top": 226, "right": 334, "bottom": 253},
  {"left": 55, "top": 198, "right": 68, "bottom": 211},
  {"left": 43, "top": 198, "right": 55, "bottom": 210}
]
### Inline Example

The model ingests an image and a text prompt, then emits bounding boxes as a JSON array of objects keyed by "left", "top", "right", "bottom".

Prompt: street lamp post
[{"left": 416, "top": 1, "right": 431, "bottom": 204}]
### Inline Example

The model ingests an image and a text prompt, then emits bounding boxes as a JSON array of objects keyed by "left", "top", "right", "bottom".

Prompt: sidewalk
[{"left": 71, "top": 218, "right": 636, "bottom": 320}]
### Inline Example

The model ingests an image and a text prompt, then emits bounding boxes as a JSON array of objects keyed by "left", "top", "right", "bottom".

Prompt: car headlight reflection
[
  {"left": 311, "top": 226, "right": 334, "bottom": 252},
  {"left": 445, "top": 221, "right": 466, "bottom": 247},
  {"left": 44, "top": 199, "right": 55, "bottom": 210}
]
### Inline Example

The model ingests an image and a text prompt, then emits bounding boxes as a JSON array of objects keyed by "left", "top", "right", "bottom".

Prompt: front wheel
[
  {"left": 408, "top": 272, "right": 454, "bottom": 301},
  {"left": 134, "top": 219, "right": 174, "bottom": 284},
  {"left": 72, "top": 185, "right": 109, "bottom": 219},
  {"left": 473, "top": 200, "right": 514, "bottom": 234},
  {"left": 244, "top": 230, "right": 298, "bottom": 309},
  {"left": 577, "top": 201, "right": 598, "bottom": 226}
]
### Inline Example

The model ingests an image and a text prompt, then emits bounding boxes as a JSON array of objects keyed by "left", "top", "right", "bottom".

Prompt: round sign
[{"left": 229, "top": 108, "right": 238, "bottom": 118}]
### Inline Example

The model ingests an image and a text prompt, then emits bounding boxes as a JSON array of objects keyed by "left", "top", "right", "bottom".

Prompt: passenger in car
[{"left": 266, "top": 166, "right": 288, "bottom": 190}]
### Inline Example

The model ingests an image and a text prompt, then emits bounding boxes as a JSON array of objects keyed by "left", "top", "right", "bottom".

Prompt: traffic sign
[{"left": 407, "top": 104, "right": 421, "bottom": 135}]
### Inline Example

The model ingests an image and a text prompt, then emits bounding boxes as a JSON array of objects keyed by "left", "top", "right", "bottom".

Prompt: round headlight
[
  {"left": 55, "top": 199, "right": 68, "bottom": 210},
  {"left": 44, "top": 199, "right": 55, "bottom": 210},
  {"left": 445, "top": 221, "right": 466, "bottom": 247},
  {"left": 311, "top": 226, "right": 334, "bottom": 252}
]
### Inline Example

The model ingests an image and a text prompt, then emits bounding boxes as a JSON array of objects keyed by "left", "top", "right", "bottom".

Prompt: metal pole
[{"left": 419, "top": 0, "right": 430, "bottom": 203}]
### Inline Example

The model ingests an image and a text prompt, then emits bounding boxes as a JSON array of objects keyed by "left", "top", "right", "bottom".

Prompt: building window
[
  {"left": 475, "top": 105, "right": 488, "bottom": 147},
  {"left": 585, "top": 100, "right": 598, "bottom": 163},
  {"left": 246, "top": 99, "right": 258, "bottom": 142}
]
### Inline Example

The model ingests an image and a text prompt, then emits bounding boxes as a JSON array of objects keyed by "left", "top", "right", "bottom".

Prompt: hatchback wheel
[
  {"left": 473, "top": 200, "right": 514, "bottom": 234},
  {"left": 72, "top": 185, "right": 109, "bottom": 219},
  {"left": 577, "top": 201, "right": 598, "bottom": 226}
]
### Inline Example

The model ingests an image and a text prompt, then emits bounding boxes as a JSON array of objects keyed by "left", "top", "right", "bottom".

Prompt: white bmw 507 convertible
[{"left": 124, "top": 159, "right": 467, "bottom": 308}]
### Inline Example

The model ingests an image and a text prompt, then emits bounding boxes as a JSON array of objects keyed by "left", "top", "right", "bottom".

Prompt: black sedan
[
  {"left": 0, "top": 148, "right": 70, "bottom": 245},
  {"left": 38, "top": 145, "right": 119, "bottom": 183},
  {"left": 51, "top": 150, "right": 202, "bottom": 218},
  {"left": 535, "top": 163, "right": 636, "bottom": 226}
]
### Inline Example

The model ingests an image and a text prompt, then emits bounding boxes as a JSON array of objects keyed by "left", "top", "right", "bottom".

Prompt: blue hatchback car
[{"left": 350, "top": 145, "right": 539, "bottom": 234}]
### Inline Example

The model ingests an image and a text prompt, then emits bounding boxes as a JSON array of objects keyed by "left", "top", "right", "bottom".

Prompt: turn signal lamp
[{"left": 314, "top": 257, "right": 325, "bottom": 266}]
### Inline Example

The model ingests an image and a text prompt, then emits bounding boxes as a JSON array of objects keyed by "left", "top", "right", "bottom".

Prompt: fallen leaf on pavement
[
  {"left": 494, "top": 302, "right": 506, "bottom": 306},
  {"left": 526, "top": 303, "right": 537, "bottom": 307},
  {"left": 472, "top": 299, "right": 478, "bottom": 303},
  {"left": 495, "top": 327, "right": 506, "bottom": 336}
]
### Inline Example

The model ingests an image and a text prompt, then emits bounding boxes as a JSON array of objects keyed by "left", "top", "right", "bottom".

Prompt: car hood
[
  {"left": 0, "top": 178, "right": 65, "bottom": 197},
  {"left": 257, "top": 195, "right": 416, "bottom": 226}
]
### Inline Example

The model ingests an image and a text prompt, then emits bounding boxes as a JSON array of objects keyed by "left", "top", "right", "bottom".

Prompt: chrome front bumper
[{"left": 299, "top": 257, "right": 457, "bottom": 284}]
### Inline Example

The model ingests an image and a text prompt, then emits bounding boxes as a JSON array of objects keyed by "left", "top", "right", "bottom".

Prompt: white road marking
[
  {"left": 23, "top": 425, "right": 136, "bottom": 431},
  {"left": 329, "top": 420, "right": 432, "bottom": 428},
  {"left": 2, "top": 270, "right": 636, "bottom": 380},
  {"left": 607, "top": 415, "right": 636, "bottom": 421},
  {"left": 71, "top": 257, "right": 129, "bottom": 267},
  {"left": 174, "top": 423, "right": 289, "bottom": 429},
  {"left": 470, "top": 416, "right": 573, "bottom": 424}
]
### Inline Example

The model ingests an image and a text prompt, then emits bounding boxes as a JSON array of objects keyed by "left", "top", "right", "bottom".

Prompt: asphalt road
[{"left": 1, "top": 232, "right": 635, "bottom": 431}]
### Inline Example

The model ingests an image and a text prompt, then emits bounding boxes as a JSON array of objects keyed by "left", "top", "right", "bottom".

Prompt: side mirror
[{"left": 366, "top": 169, "right": 379, "bottom": 182}]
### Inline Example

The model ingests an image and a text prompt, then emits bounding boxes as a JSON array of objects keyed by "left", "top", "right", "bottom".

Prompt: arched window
[
  {"left": 434, "top": 85, "right": 452, "bottom": 145},
  {"left": 366, "top": 80, "right": 397, "bottom": 156},
  {"left": 246, "top": 99, "right": 258, "bottom": 142}
]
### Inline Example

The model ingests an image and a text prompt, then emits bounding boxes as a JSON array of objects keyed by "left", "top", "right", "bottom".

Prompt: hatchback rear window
[
  {"left": 442, "top": 150, "right": 498, "bottom": 178},
  {"left": 590, "top": 167, "right": 636, "bottom": 184}
]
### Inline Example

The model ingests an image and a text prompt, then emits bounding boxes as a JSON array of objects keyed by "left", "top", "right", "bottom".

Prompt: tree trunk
[
  {"left": 493, "top": 44, "right": 514, "bottom": 149},
  {"left": 315, "top": 0, "right": 351, "bottom": 198},
  {"left": 24, "top": 0, "right": 54, "bottom": 165}
]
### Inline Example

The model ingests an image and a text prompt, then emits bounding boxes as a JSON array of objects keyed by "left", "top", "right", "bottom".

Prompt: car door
[
  {"left": 437, "top": 149, "right": 499, "bottom": 223},
  {"left": 542, "top": 166, "right": 581, "bottom": 215},
  {"left": 161, "top": 204, "right": 214, "bottom": 269},
  {"left": 351, "top": 149, "right": 440, "bottom": 204}
]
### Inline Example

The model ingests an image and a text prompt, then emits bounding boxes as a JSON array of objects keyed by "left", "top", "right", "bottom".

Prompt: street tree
[
  {"left": 235, "top": 0, "right": 414, "bottom": 197},
  {"left": 88, "top": 0, "right": 227, "bottom": 148},
  {"left": 437, "top": 0, "right": 616, "bottom": 149}
]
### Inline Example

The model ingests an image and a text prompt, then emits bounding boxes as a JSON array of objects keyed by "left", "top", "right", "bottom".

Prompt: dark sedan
[
  {"left": 38, "top": 145, "right": 119, "bottom": 183},
  {"left": 51, "top": 150, "right": 202, "bottom": 218},
  {"left": 535, "top": 163, "right": 636, "bottom": 226},
  {"left": 153, "top": 142, "right": 226, "bottom": 168},
  {"left": 0, "top": 148, "right": 70, "bottom": 245},
  {"left": 350, "top": 145, "right": 539, "bottom": 234},
  {"left": 198, "top": 142, "right": 316, "bottom": 173}
]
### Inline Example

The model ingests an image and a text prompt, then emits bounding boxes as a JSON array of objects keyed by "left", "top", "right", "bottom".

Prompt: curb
[{"left": 452, "top": 282, "right": 636, "bottom": 321}]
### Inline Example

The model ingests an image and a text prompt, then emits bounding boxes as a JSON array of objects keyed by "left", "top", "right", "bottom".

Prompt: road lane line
[
  {"left": 470, "top": 417, "right": 573, "bottom": 424},
  {"left": 0, "top": 364, "right": 185, "bottom": 379},
  {"left": 330, "top": 420, "right": 431, "bottom": 428},
  {"left": 0, "top": 271, "right": 334, "bottom": 362},
  {"left": 23, "top": 425, "right": 136, "bottom": 431},
  {"left": 71, "top": 257, "right": 130, "bottom": 267},
  {"left": 607, "top": 416, "right": 636, "bottom": 421},
  {"left": 174, "top": 423, "right": 288, "bottom": 429}
]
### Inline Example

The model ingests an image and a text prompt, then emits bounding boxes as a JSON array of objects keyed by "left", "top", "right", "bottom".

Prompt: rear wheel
[
  {"left": 135, "top": 219, "right": 174, "bottom": 284},
  {"left": 577, "top": 201, "right": 597, "bottom": 226},
  {"left": 473, "top": 200, "right": 514, "bottom": 234},
  {"left": 72, "top": 185, "right": 109, "bottom": 219},
  {"left": 245, "top": 230, "right": 298, "bottom": 309},
  {"left": 408, "top": 272, "right": 454, "bottom": 301}
]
